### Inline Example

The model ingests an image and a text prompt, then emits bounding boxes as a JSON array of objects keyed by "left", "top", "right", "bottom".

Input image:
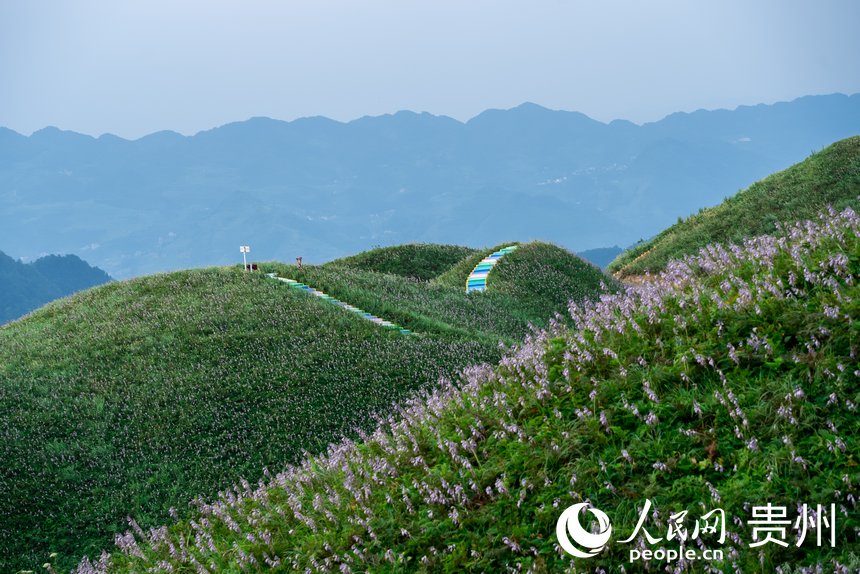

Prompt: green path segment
[
  {"left": 465, "top": 245, "right": 518, "bottom": 293},
  {"left": 266, "top": 273, "right": 411, "bottom": 334}
]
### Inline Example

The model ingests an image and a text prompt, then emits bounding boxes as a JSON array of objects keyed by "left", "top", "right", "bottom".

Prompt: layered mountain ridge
[{"left": 3, "top": 93, "right": 858, "bottom": 278}]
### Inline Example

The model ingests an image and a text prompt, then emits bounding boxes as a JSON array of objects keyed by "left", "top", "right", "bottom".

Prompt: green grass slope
[
  {"left": 0, "top": 268, "right": 498, "bottom": 571},
  {"left": 328, "top": 243, "right": 477, "bottom": 281},
  {"left": 90, "top": 206, "right": 860, "bottom": 573},
  {"left": 2, "top": 244, "right": 614, "bottom": 571},
  {"left": 608, "top": 136, "right": 860, "bottom": 277}
]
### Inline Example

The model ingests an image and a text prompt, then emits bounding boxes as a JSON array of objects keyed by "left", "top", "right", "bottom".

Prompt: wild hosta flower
[
  {"left": 642, "top": 380, "right": 660, "bottom": 404},
  {"left": 791, "top": 450, "right": 810, "bottom": 470},
  {"left": 599, "top": 410, "right": 610, "bottom": 432},
  {"left": 502, "top": 537, "right": 522, "bottom": 553},
  {"left": 620, "top": 394, "right": 643, "bottom": 420}
]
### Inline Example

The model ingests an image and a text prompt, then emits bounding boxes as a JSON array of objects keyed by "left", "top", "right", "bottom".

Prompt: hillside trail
[
  {"left": 466, "top": 245, "right": 518, "bottom": 292},
  {"left": 266, "top": 273, "right": 412, "bottom": 335},
  {"left": 611, "top": 245, "right": 656, "bottom": 280},
  {"left": 616, "top": 273, "right": 657, "bottom": 286},
  {"left": 265, "top": 245, "right": 517, "bottom": 335}
]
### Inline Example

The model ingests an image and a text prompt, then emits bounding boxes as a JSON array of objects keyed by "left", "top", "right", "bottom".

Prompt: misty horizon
[
  {"left": 3, "top": 92, "right": 857, "bottom": 140},
  {"left": 4, "top": 1, "right": 859, "bottom": 139}
]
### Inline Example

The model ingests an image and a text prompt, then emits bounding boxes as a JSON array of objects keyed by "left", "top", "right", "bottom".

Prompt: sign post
[{"left": 240, "top": 245, "right": 250, "bottom": 270}]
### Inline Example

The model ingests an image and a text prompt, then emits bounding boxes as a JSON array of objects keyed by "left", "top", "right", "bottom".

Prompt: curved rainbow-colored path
[{"left": 466, "top": 245, "right": 518, "bottom": 293}]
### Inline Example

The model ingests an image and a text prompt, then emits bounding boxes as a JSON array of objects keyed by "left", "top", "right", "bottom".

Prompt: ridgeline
[{"left": 608, "top": 136, "right": 860, "bottom": 277}]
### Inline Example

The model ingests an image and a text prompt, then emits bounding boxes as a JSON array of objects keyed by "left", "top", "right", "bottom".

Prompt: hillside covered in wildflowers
[
  {"left": 0, "top": 241, "right": 610, "bottom": 571},
  {"left": 78, "top": 204, "right": 860, "bottom": 573}
]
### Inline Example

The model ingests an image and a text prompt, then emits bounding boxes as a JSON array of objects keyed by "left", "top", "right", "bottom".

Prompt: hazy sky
[{"left": 2, "top": 0, "right": 859, "bottom": 139}]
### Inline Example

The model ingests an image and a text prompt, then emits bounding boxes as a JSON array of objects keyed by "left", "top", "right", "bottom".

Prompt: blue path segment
[
  {"left": 466, "top": 245, "right": 518, "bottom": 293},
  {"left": 266, "top": 273, "right": 411, "bottom": 334}
]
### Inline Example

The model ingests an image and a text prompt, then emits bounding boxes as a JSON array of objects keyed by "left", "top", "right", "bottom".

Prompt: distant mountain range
[
  {"left": 0, "top": 251, "right": 111, "bottom": 324},
  {"left": 2, "top": 93, "right": 859, "bottom": 278}
]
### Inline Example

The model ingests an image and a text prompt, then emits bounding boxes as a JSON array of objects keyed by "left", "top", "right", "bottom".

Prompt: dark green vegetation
[
  {"left": 93, "top": 206, "right": 860, "bottom": 573},
  {"left": 0, "top": 243, "right": 610, "bottom": 571},
  {"left": 0, "top": 269, "right": 489, "bottom": 570},
  {"left": 0, "top": 250, "right": 110, "bottom": 324},
  {"left": 609, "top": 136, "right": 860, "bottom": 277},
  {"left": 267, "top": 241, "right": 617, "bottom": 344},
  {"left": 328, "top": 243, "right": 477, "bottom": 281}
]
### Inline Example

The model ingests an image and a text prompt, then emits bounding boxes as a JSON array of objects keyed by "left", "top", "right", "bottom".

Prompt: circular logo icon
[{"left": 556, "top": 502, "right": 612, "bottom": 558}]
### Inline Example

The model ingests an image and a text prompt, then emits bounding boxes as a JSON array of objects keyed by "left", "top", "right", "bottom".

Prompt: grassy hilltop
[
  {"left": 0, "top": 241, "right": 609, "bottom": 571},
  {"left": 608, "top": 136, "right": 860, "bottom": 277},
  {"left": 82, "top": 196, "right": 860, "bottom": 573},
  {"left": 328, "top": 243, "right": 478, "bottom": 282}
]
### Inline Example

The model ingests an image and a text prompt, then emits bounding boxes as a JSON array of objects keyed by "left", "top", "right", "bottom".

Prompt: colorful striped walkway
[
  {"left": 267, "top": 273, "right": 411, "bottom": 334},
  {"left": 466, "top": 245, "right": 518, "bottom": 293}
]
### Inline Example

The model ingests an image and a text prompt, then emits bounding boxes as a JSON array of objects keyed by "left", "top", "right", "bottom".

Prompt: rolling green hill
[
  {"left": 486, "top": 242, "right": 616, "bottom": 320},
  {"left": 83, "top": 205, "right": 860, "bottom": 573},
  {"left": 608, "top": 136, "right": 860, "bottom": 277},
  {"left": 328, "top": 243, "right": 478, "bottom": 281},
  {"left": 0, "top": 242, "right": 611, "bottom": 571}
]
